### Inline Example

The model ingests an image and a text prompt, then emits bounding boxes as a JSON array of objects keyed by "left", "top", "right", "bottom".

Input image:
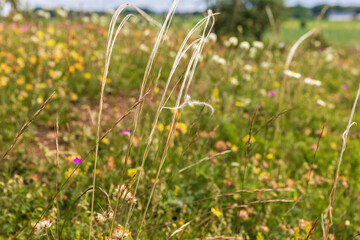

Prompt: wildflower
[
  {"left": 244, "top": 64, "right": 252, "bottom": 72},
  {"left": 341, "top": 84, "right": 348, "bottom": 90},
  {"left": 269, "top": 90, "right": 276, "bottom": 97},
  {"left": 73, "top": 157, "right": 83, "bottom": 164},
  {"left": 157, "top": 123, "right": 164, "bottom": 132},
  {"left": 21, "top": 24, "right": 29, "bottom": 32},
  {"left": 55, "top": 8, "right": 68, "bottom": 18},
  {"left": 242, "top": 134, "right": 255, "bottom": 143},
  {"left": 95, "top": 212, "right": 107, "bottom": 223},
  {"left": 102, "top": 137, "right": 110, "bottom": 145},
  {"left": 13, "top": 13, "right": 23, "bottom": 22},
  {"left": 175, "top": 122, "right": 187, "bottom": 135},
  {"left": 46, "top": 39, "right": 56, "bottom": 47},
  {"left": 239, "top": 209, "right": 249, "bottom": 219},
  {"left": 208, "top": 32, "right": 217, "bottom": 42},
  {"left": 69, "top": 92, "right": 78, "bottom": 101},
  {"left": 211, "top": 55, "right": 226, "bottom": 66},
  {"left": 279, "top": 42, "right": 285, "bottom": 48},
  {"left": 284, "top": 70, "right": 301, "bottom": 79},
  {"left": 83, "top": 72, "right": 92, "bottom": 80},
  {"left": 249, "top": 47, "right": 257, "bottom": 58},
  {"left": 127, "top": 168, "right": 137, "bottom": 177},
  {"left": 224, "top": 36, "right": 238, "bottom": 47},
  {"left": 229, "top": 77, "right": 239, "bottom": 85},
  {"left": 139, "top": 44, "right": 149, "bottom": 53},
  {"left": 32, "top": 218, "right": 53, "bottom": 235},
  {"left": 358, "top": 196, "right": 360, "bottom": 202},
  {"left": 240, "top": 41, "right": 250, "bottom": 50},
  {"left": 113, "top": 184, "right": 136, "bottom": 203},
  {"left": 304, "top": 77, "right": 321, "bottom": 86},
  {"left": 253, "top": 41, "right": 264, "bottom": 49},
  {"left": 120, "top": 129, "right": 131, "bottom": 136},
  {"left": 112, "top": 226, "right": 131, "bottom": 239},
  {"left": 211, "top": 208, "right": 222, "bottom": 218},
  {"left": 317, "top": 99, "right": 327, "bottom": 107}
]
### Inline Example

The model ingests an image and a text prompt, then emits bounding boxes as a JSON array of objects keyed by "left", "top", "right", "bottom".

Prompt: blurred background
[{"left": 2, "top": 0, "right": 360, "bottom": 46}]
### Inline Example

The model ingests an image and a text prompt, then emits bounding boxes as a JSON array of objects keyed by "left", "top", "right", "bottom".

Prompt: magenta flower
[
  {"left": 341, "top": 84, "right": 348, "bottom": 90},
  {"left": 269, "top": 90, "right": 276, "bottom": 97},
  {"left": 11, "top": 23, "right": 16, "bottom": 28},
  {"left": 73, "top": 158, "right": 83, "bottom": 164},
  {"left": 120, "top": 129, "right": 131, "bottom": 136},
  {"left": 21, "top": 24, "right": 29, "bottom": 32},
  {"left": 358, "top": 196, "right": 360, "bottom": 202}
]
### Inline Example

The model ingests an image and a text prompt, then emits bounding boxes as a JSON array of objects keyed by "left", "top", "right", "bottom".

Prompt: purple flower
[
  {"left": 269, "top": 90, "right": 276, "bottom": 97},
  {"left": 120, "top": 129, "right": 131, "bottom": 136},
  {"left": 73, "top": 157, "right": 83, "bottom": 164},
  {"left": 358, "top": 196, "right": 360, "bottom": 202},
  {"left": 341, "top": 84, "right": 348, "bottom": 90}
]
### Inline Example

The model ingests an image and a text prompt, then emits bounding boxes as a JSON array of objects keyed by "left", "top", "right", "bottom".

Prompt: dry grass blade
[
  {"left": 218, "top": 188, "right": 294, "bottom": 198},
  {"left": 285, "top": 195, "right": 303, "bottom": 215},
  {"left": 135, "top": 10, "right": 216, "bottom": 238},
  {"left": 306, "top": 216, "right": 320, "bottom": 240},
  {"left": 322, "top": 84, "right": 360, "bottom": 240},
  {"left": 253, "top": 109, "right": 289, "bottom": 136},
  {"left": 55, "top": 117, "right": 60, "bottom": 240},
  {"left": 179, "top": 150, "right": 232, "bottom": 173},
  {"left": 284, "top": 28, "right": 319, "bottom": 70},
  {"left": 1, "top": 91, "right": 55, "bottom": 162},
  {"left": 166, "top": 221, "right": 191, "bottom": 240},
  {"left": 89, "top": 3, "right": 160, "bottom": 237}
]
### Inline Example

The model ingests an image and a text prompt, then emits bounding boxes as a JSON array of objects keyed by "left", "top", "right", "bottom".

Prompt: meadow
[{"left": 1, "top": 4, "right": 360, "bottom": 240}]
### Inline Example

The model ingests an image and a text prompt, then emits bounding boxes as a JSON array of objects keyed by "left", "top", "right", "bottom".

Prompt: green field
[
  {"left": 1, "top": 8, "right": 360, "bottom": 240},
  {"left": 275, "top": 19, "right": 360, "bottom": 46}
]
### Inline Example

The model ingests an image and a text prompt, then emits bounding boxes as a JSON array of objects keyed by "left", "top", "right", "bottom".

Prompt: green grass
[{"left": 274, "top": 19, "right": 360, "bottom": 46}]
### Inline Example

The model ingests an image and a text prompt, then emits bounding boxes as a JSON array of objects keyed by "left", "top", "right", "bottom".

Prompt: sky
[{"left": 18, "top": 0, "right": 360, "bottom": 13}]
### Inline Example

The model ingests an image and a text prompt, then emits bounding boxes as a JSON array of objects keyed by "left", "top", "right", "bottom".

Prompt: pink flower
[
  {"left": 21, "top": 24, "right": 29, "bottom": 32},
  {"left": 341, "top": 84, "right": 348, "bottom": 90},
  {"left": 73, "top": 158, "right": 83, "bottom": 164},
  {"left": 120, "top": 129, "right": 131, "bottom": 136},
  {"left": 269, "top": 90, "right": 276, "bottom": 97},
  {"left": 358, "top": 196, "right": 360, "bottom": 202}
]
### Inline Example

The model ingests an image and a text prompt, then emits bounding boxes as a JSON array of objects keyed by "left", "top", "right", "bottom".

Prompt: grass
[
  {"left": 1, "top": 5, "right": 360, "bottom": 240},
  {"left": 272, "top": 19, "right": 360, "bottom": 46}
]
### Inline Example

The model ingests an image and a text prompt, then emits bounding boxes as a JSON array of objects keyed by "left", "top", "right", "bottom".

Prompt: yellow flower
[
  {"left": 157, "top": 123, "right": 164, "bottom": 132},
  {"left": 154, "top": 87, "right": 159, "bottom": 93},
  {"left": 178, "top": 220, "right": 184, "bottom": 226},
  {"left": 101, "top": 137, "right": 110, "bottom": 145},
  {"left": 212, "top": 87, "right": 219, "bottom": 102},
  {"left": 25, "top": 84, "right": 34, "bottom": 90},
  {"left": 242, "top": 134, "right": 255, "bottom": 143},
  {"left": 266, "top": 153, "right": 274, "bottom": 160},
  {"left": 0, "top": 76, "right": 9, "bottom": 87},
  {"left": 36, "top": 30, "right": 45, "bottom": 40},
  {"left": 37, "top": 96, "right": 44, "bottom": 104},
  {"left": 273, "top": 81, "right": 280, "bottom": 88},
  {"left": 29, "top": 55, "right": 37, "bottom": 64},
  {"left": 175, "top": 122, "right": 187, "bottom": 135},
  {"left": 235, "top": 101, "right": 245, "bottom": 107},
  {"left": 211, "top": 208, "right": 222, "bottom": 218},
  {"left": 127, "top": 168, "right": 137, "bottom": 177},
  {"left": 69, "top": 92, "right": 78, "bottom": 101},
  {"left": 174, "top": 185, "right": 180, "bottom": 196},
  {"left": 69, "top": 66, "right": 75, "bottom": 73},
  {"left": 83, "top": 72, "right": 91, "bottom": 80}
]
